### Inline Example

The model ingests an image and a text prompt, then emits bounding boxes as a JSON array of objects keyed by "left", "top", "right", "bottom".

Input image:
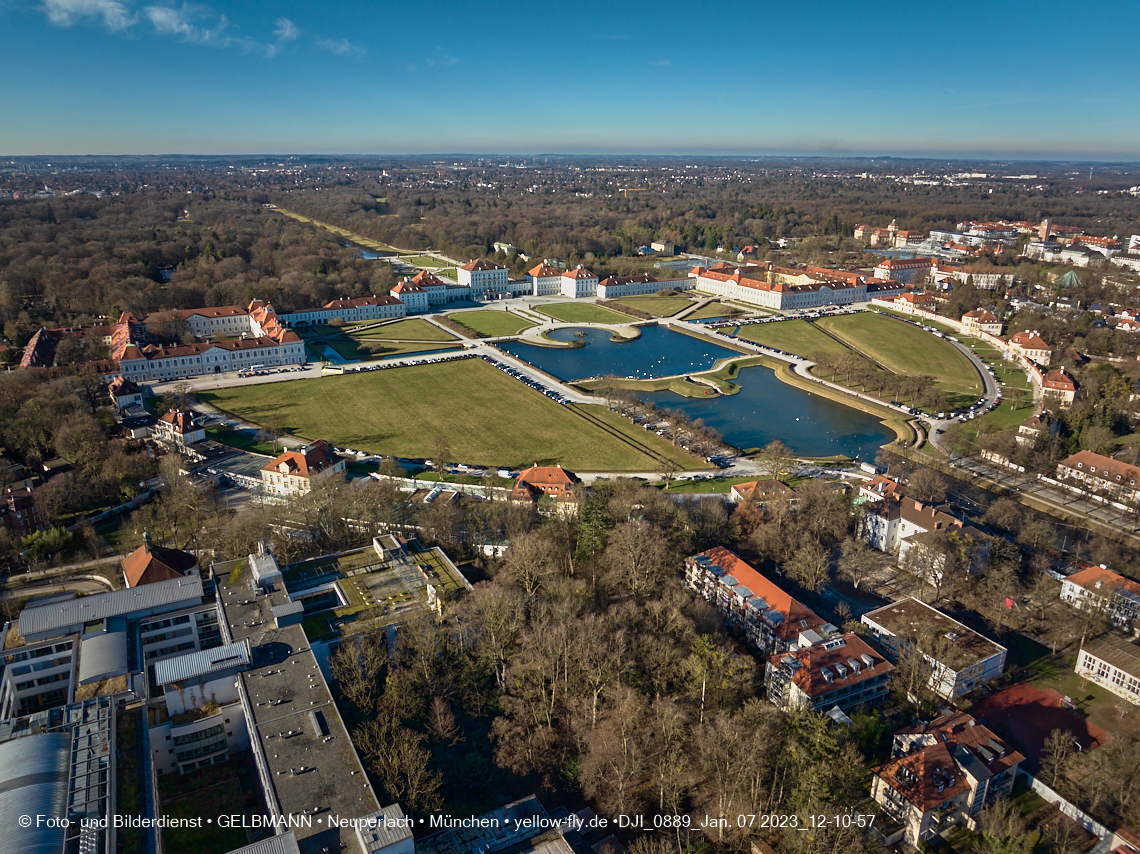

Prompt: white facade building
[
  {"left": 1075, "top": 635, "right": 1140, "bottom": 706},
  {"left": 458, "top": 258, "right": 509, "bottom": 298},
  {"left": 560, "top": 266, "right": 599, "bottom": 298},
  {"left": 118, "top": 335, "right": 306, "bottom": 382}
]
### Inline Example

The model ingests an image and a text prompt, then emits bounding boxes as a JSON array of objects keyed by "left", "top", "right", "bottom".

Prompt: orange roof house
[
  {"left": 122, "top": 535, "right": 199, "bottom": 588},
  {"left": 511, "top": 464, "right": 581, "bottom": 502}
]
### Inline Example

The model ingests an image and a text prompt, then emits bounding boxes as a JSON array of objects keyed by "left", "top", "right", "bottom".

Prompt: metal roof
[
  {"left": 222, "top": 832, "right": 301, "bottom": 854},
  {"left": 270, "top": 602, "right": 304, "bottom": 617},
  {"left": 77, "top": 631, "right": 129, "bottom": 685},
  {"left": 19, "top": 576, "right": 203, "bottom": 639},
  {"left": 154, "top": 640, "right": 251, "bottom": 686},
  {"left": 0, "top": 732, "right": 70, "bottom": 854},
  {"left": 357, "top": 804, "right": 413, "bottom": 852}
]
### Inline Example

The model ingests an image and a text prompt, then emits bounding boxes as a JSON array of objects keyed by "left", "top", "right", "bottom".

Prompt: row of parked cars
[
  {"left": 341, "top": 353, "right": 477, "bottom": 375},
  {"left": 237, "top": 366, "right": 307, "bottom": 378},
  {"left": 480, "top": 355, "right": 572, "bottom": 404},
  {"left": 705, "top": 305, "right": 858, "bottom": 331}
]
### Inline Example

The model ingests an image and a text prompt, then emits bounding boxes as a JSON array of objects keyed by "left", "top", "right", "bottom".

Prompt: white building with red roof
[
  {"left": 527, "top": 263, "right": 563, "bottom": 297},
  {"left": 960, "top": 309, "right": 1003, "bottom": 336},
  {"left": 153, "top": 409, "right": 206, "bottom": 446},
  {"left": 1056, "top": 450, "right": 1140, "bottom": 502},
  {"left": 283, "top": 295, "right": 406, "bottom": 326},
  {"left": 458, "top": 258, "right": 509, "bottom": 298},
  {"left": 1007, "top": 330, "right": 1051, "bottom": 365},
  {"left": 144, "top": 305, "right": 252, "bottom": 339},
  {"left": 595, "top": 272, "right": 692, "bottom": 299},
  {"left": 1041, "top": 368, "right": 1077, "bottom": 406},
  {"left": 511, "top": 464, "right": 581, "bottom": 503},
  {"left": 1060, "top": 564, "right": 1140, "bottom": 631},
  {"left": 391, "top": 279, "right": 430, "bottom": 313},
  {"left": 559, "top": 265, "right": 599, "bottom": 298},
  {"left": 691, "top": 263, "right": 867, "bottom": 310},
  {"left": 873, "top": 257, "right": 938, "bottom": 284},
  {"left": 259, "top": 440, "right": 345, "bottom": 497}
]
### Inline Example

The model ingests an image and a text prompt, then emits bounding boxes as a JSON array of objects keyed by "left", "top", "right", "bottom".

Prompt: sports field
[
  {"left": 536, "top": 302, "right": 634, "bottom": 324},
  {"left": 735, "top": 320, "right": 851, "bottom": 359},
  {"left": 447, "top": 310, "right": 537, "bottom": 337},
  {"left": 347, "top": 318, "right": 456, "bottom": 341},
  {"left": 611, "top": 296, "right": 692, "bottom": 317},
  {"left": 199, "top": 359, "right": 699, "bottom": 471},
  {"left": 817, "top": 313, "right": 981, "bottom": 396}
]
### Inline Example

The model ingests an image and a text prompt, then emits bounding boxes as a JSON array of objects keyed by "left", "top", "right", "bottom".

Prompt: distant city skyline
[{"left": 4, "top": 0, "right": 1139, "bottom": 159}]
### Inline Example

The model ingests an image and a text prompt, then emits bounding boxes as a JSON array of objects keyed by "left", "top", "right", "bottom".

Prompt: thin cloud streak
[
  {"left": 316, "top": 36, "right": 364, "bottom": 57},
  {"left": 41, "top": 0, "right": 135, "bottom": 30}
]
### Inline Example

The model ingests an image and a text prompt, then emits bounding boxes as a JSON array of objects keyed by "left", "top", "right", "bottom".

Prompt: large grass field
[
  {"left": 347, "top": 318, "right": 456, "bottom": 341},
  {"left": 199, "top": 360, "right": 700, "bottom": 471},
  {"left": 400, "top": 254, "right": 448, "bottom": 268},
  {"left": 446, "top": 310, "right": 537, "bottom": 337},
  {"left": 536, "top": 302, "right": 635, "bottom": 324},
  {"left": 611, "top": 296, "right": 693, "bottom": 317},
  {"left": 735, "top": 319, "right": 852, "bottom": 359},
  {"left": 817, "top": 313, "right": 981, "bottom": 396},
  {"left": 324, "top": 338, "right": 458, "bottom": 361}
]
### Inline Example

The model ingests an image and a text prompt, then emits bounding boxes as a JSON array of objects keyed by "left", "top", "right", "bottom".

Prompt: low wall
[{"left": 1020, "top": 771, "right": 1110, "bottom": 839}]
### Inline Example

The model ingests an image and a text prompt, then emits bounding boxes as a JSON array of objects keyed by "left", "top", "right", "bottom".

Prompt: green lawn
[
  {"left": 536, "top": 302, "right": 635, "bottom": 324},
  {"left": 446, "top": 310, "right": 537, "bottom": 337},
  {"left": 735, "top": 319, "right": 852, "bottom": 359},
  {"left": 611, "top": 296, "right": 693, "bottom": 317},
  {"left": 352, "top": 340, "right": 462, "bottom": 358},
  {"left": 205, "top": 426, "right": 278, "bottom": 455},
  {"left": 817, "top": 313, "right": 981, "bottom": 395},
  {"left": 688, "top": 302, "right": 746, "bottom": 320},
  {"left": 400, "top": 254, "right": 448, "bottom": 268},
  {"left": 347, "top": 318, "right": 457, "bottom": 341},
  {"left": 199, "top": 359, "right": 700, "bottom": 471}
]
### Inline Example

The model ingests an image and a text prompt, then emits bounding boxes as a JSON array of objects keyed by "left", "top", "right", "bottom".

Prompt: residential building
[
  {"left": 960, "top": 309, "right": 1003, "bottom": 336},
  {"left": 1016, "top": 412, "right": 1048, "bottom": 446},
  {"left": 527, "top": 263, "right": 563, "bottom": 296},
  {"left": 410, "top": 269, "right": 472, "bottom": 305},
  {"left": 729, "top": 479, "right": 799, "bottom": 514},
  {"left": 1110, "top": 251, "right": 1140, "bottom": 273},
  {"left": 861, "top": 496, "right": 989, "bottom": 571},
  {"left": 684, "top": 547, "right": 831, "bottom": 654},
  {"left": 1007, "top": 330, "right": 1051, "bottom": 366},
  {"left": 118, "top": 334, "right": 305, "bottom": 382},
  {"left": 858, "top": 476, "right": 905, "bottom": 503},
  {"left": 458, "top": 258, "right": 509, "bottom": 298},
  {"left": 108, "top": 376, "right": 143, "bottom": 410},
  {"left": 765, "top": 632, "right": 893, "bottom": 715},
  {"left": 121, "top": 537, "right": 199, "bottom": 588},
  {"left": 0, "top": 487, "right": 46, "bottom": 539},
  {"left": 1056, "top": 450, "right": 1140, "bottom": 503},
  {"left": 259, "top": 440, "right": 346, "bottom": 497},
  {"left": 560, "top": 265, "right": 599, "bottom": 298},
  {"left": 511, "top": 464, "right": 580, "bottom": 502},
  {"left": 1059, "top": 564, "right": 1140, "bottom": 631},
  {"left": 873, "top": 257, "right": 939, "bottom": 284},
  {"left": 873, "top": 292, "right": 939, "bottom": 315},
  {"left": 651, "top": 240, "right": 675, "bottom": 255},
  {"left": 862, "top": 598, "right": 1007, "bottom": 699},
  {"left": 493, "top": 242, "right": 516, "bottom": 255},
  {"left": 1041, "top": 368, "right": 1078, "bottom": 406},
  {"left": 872, "top": 711, "right": 1023, "bottom": 846},
  {"left": 152, "top": 409, "right": 206, "bottom": 446},
  {"left": 390, "top": 279, "right": 430, "bottom": 313},
  {"left": 1075, "top": 634, "right": 1140, "bottom": 705}
]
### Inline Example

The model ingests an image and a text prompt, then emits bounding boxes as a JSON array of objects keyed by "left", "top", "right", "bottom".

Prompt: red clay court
[{"left": 971, "top": 683, "right": 1111, "bottom": 771}]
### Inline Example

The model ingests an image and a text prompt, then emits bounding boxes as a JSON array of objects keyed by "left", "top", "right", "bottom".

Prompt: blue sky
[{"left": 3, "top": 0, "right": 1139, "bottom": 159}]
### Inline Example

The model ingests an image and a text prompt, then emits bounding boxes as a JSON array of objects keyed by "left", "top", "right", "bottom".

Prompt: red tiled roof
[
  {"left": 460, "top": 258, "right": 505, "bottom": 272},
  {"left": 562, "top": 266, "right": 597, "bottom": 280},
  {"left": 158, "top": 410, "right": 201, "bottom": 434},
  {"left": 261, "top": 440, "right": 342, "bottom": 477},
  {"left": 122, "top": 542, "right": 198, "bottom": 588},
  {"left": 410, "top": 270, "right": 446, "bottom": 287},
  {"left": 694, "top": 547, "right": 826, "bottom": 641},
  {"left": 1064, "top": 565, "right": 1140, "bottom": 599},
  {"left": 769, "top": 632, "right": 892, "bottom": 698},
  {"left": 528, "top": 264, "right": 561, "bottom": 278},
  {"left": 1009, "top": 330, "right": 1048, "bottom": 350},
  {"left": 1042, "top": 369, "right": 1076, "bottom": 392}
]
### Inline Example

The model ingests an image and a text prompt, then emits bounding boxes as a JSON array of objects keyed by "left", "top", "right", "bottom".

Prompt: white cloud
[
  {"left": 273, "top": 17, "right": 297, "bottom": 42},
  {"left": 144, "top": 3, "right": 228, "bottom": 44},
  {"left": 316, "top": 37, "right": 364, "bottom": 57},
  {"left": 41, "top": 0, "right": 136, "bottom": 30}
]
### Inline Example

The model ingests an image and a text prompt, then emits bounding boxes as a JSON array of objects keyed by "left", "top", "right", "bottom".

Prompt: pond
[
  {"left": 501, "top": 325, "right": 893, "bottom": 457},
  {"left": 500, "top": 326, "right": 738, "bottom": 380},
  {"left": 640, "top": 366, "right": 893, "bottom": 457}
]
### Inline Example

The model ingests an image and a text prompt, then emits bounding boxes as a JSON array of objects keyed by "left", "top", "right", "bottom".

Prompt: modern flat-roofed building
[
  {"left": 1075, "top": 634, "right": 1140, "bottom": 705},
  {"left": 862, "top": 598, "right": 1007, "bottom": 699},
  {"left": 685, "top": 547, "right": 831, "bottom": 654}
]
